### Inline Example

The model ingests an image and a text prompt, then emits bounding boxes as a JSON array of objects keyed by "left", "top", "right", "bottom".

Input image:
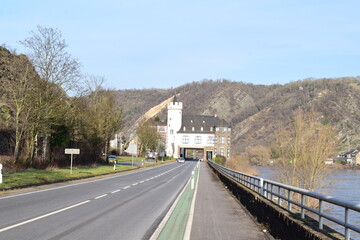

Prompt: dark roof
[{"left": 178, "top": 115, "right": 230, "bottom": 133}]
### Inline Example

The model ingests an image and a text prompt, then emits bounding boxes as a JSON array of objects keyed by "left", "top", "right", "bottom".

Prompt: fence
[{"left": 208, "top": 160, "right": 360, "bottom": 240}]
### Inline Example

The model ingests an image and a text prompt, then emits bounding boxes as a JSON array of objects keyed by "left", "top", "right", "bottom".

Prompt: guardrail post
[
  {"left": 287, "top": 190, "right": 292, "bottom": 211},
  {"left": 301, "top": 194, "right": 305, "bottom": 219},
  {"left": 319, "top": 200, "right": 324, "bottom": 230},
  {"left": 345, "top": 207, "right": 350, "bottom": 240},
  {"left": 259, "top": 178, "right": 264, "bottom": 196},
  {"left": 277, "top": 186, "right": 281, "bottom": 205},
  {"left": 0, "top": 163, "right": 2, "bottom": 184}
]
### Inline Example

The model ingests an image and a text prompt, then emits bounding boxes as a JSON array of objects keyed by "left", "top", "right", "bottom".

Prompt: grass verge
[
  {"left": 0, "top": 165, "right": 136, "bottom": 190},
  {"left": 0, "top": 159, "right": 176, "bottom": 191}
]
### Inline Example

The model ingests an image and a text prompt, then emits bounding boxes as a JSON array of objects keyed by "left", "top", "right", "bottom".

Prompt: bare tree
[
  {"left": 274, "top": 109, "right": 338, "bottom": 192},
  {"left": 20, "top": 26, "right": 81, "bottom": 162},
  {"left": 136, "top": 121, "right": 162, "bottom": 156}
]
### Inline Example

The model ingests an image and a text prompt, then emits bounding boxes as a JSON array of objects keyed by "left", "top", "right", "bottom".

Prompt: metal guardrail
[{"left": 208, "top": 160, "right": 360, "bottom": 240}]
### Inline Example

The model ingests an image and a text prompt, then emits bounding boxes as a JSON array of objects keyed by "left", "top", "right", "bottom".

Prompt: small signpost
[
  {"left": 128, "top": 144, "right": 138, "bottom": 167},
  {"left": 65, "top": 148, "right": 80, "bottom": 174},
  {"left": 0, "top": 163, "right": 2, "bottom": 184}
]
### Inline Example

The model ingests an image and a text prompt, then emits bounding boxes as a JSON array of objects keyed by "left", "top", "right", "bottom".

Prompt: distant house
[
  {"left": 156, "top": 96, "right": 231, "bottom": 160},
  {"left": 324, "top": 158, "right": 334, "bottom": 165}
]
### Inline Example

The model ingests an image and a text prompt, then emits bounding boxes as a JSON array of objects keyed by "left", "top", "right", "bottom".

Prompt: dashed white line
[
  {"left": 111, "top": 190, "right": 121, "bottom": 193},
  {"left": 132, "top": 183, "right": 138, "bottom": 186},
  {"left": 0, "top": 200, "right": 90, "bottom": 233},
  {"left": 123, "top": 186, "right": 130, "bottom": 189},
  {"left": 95, "top": 194, "right": 108, "bottom": 199},
  {"left": 145, "top": 179, "right": 150, "bottom": 181},
  {"left": 139, "top": 181, "right": 144, "bottom": 184}
]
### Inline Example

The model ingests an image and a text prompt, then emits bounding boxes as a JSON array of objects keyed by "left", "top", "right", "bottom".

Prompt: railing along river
[{"left": 208, "top": 160, "right": 360, "bottom": 240}]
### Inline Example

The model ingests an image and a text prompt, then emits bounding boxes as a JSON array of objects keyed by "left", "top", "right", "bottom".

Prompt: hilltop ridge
[{"left": 115, "top": 78, "right": 360, "bottom": 154}]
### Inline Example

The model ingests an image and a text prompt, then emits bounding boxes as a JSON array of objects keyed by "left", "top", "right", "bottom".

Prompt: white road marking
[
  {"left": 0, "top": 200, "right": 90, "bottom": 233},
  {"left": 111, "top": 190, "right": 121, "bottom": 193},
  {"left": 145, "top": 179, "right": 150, "bottom": 181},
  {"left": 132, "top": 183, "right": 138, "bottom": 186},
  {"left": 139, "top": 181, "right": 144, "bottom": 184},
  {"left": 123, "top": 186, "right": 130, "bottom": 189},
  {"left": 95, "top": 194, "right": 108, "bottom": 199}
]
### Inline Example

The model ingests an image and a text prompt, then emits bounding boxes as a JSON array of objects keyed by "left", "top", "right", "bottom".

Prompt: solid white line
[
  {"left": 0, "top": 200, "right": 90, "bottom": 233},
  {"left": 184, "top": 162, "right": 201, "bottom": 240},
  {"left": 94, "top": 194, "right": 108, "bottom": 199},
  {"left": 123, "top": 186, "right": 130, "bottom": 189},
  {"left": 111, "top": 190, "right": 121, "bottom": 193}
]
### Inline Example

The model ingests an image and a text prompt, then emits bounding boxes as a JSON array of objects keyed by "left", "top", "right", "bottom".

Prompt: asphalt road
[{"left": 0, "top": 161, "right": 197, "bottom": 240}]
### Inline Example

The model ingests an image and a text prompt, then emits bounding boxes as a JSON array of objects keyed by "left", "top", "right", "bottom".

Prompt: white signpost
[
  {"left": 0, "top": 163, "right": 2, "bottom": 184},
  {"left": 65, "top": 148, "right": 80, "bottom": 174},
  {"left": 128, "top": 144, "right": 138, "bottom": 167}
]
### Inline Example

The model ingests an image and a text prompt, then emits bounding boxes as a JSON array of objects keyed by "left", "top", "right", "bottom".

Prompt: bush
[{"left": 214, "top": 156, "right": 226, "bottom": 165}]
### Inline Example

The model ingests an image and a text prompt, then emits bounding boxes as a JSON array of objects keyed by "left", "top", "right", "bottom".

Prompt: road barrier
[{"left": 208, "top": 160, "right": 360, "bottom": 240}]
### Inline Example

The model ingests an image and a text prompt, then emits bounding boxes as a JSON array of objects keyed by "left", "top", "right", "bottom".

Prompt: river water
[{"left": 255, "top": 166, "right": 360, "bottom": 239}]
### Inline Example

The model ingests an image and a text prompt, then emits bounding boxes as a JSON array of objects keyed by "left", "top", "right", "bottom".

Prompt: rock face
[{"left": 115, "top": 78, "right": 360, "bottom": 153}]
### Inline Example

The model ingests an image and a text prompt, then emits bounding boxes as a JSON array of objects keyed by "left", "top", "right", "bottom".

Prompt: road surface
[{"left": 0, "top": 162, "right": 196, "bottom": 240}]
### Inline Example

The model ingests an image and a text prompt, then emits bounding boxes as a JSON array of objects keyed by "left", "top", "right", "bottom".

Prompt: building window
[
  {"left": 221, "top": 137, "right": 225, "bottom": 144},
  {"left": 183, "top": 126, "right": 186, "bottom": 131},
  {"left": 220, "top": 148, "right": 224, "bottom": 156},
  {"left": 213, "top": 136, "right": 218, "bottom": 144},
  {"left": 207, "top": 136, "right": 213, "bottom": 144},
  {"left": 227, "top": 136, "right": 231, "bottom": 144},
  {"left": 214, "top": 148, "right": 217, "bottom": 155},
  {"left": 192, "top": 127, "right": 195, "bottom": 131},
  {"left": 227, "top": 149, "right": 230, "bottom": 158},
  {"left": 223, "top": 127, "right": 227, "bottom": 132},
  {"left": 210, "top": 127, "right": 213, "bottom": 131},
  {"left": 190, "top": 120, "right": 193, "bottom": 123},
  {"left": 182, "top": 135, "right": 189, "bottom": 144},
  {"left": 170, "top": 129, "right": 174, "bottom": 134},
  {"left": 195, "top": 136, "right": 202, "bottom": 144},
  {"left": 228, "top": 128, "right": 231, "bottom": 132},
  {"left": 216, "top": 127, "right": 219, "bottom": 132},
  {"left": 200, "top": 127, "right": 203, "bottom": 132}
]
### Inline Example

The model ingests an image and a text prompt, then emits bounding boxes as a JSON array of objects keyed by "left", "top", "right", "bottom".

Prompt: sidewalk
[{"left": 190, "top": 162, "right": 270, "bottom": 240}]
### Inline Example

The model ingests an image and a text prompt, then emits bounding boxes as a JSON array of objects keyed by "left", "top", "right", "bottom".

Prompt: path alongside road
[{"left": 190, "top": 162, "right": 271, "bottom": 240}]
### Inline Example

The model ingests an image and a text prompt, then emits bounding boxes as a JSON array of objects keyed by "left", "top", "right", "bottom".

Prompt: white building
[{"left": 163, "top": 96, "right": 231, "bottom": 160}]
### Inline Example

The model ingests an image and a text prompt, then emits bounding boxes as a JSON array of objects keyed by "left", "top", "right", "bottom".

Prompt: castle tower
[{"left": 166, "top": 96, "right": 182, "bottom": 157}]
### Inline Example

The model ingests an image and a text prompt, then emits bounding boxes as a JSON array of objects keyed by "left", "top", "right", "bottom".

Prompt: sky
[{"left": 1, "top": 0, "right": 360, "bottom": 90}]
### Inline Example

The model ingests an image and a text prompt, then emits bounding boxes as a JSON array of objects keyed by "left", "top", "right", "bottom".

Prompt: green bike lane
[{"left": 151, "top": 161, "right": 200, "bottom": 240}]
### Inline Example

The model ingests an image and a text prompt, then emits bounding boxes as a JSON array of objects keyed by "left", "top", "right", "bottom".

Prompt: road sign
[
  {"left": 128, "top": 144, "right": 138, "bottom": 155},
  {"left": 65, "top": 148, "right": 80, "bottom": 174}
]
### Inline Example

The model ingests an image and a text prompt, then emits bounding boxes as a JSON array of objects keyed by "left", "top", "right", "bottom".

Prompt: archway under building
[{"left": 179, "top": 148, "right": 213, "bottom": 160}]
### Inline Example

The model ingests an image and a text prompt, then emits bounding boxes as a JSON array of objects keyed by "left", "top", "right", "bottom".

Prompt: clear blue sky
[{"left": 1, "top": 0, "right": 359, "bottom": 90}]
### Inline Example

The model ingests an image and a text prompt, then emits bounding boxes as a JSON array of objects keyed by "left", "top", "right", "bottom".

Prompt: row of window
[
  {"left": 214, "top": 148, "right": 231, "bottom": 158},
  {"left": 182, "top": 135, "right": 231, "bottom": 145},
  {"left": 181, "top": 126, "right": 232, "bottom": 132}
]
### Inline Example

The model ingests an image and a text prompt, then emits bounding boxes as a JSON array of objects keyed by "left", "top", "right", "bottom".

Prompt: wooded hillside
[{"left": 115, "top": 78, "right": 360, "bottom": 154}]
